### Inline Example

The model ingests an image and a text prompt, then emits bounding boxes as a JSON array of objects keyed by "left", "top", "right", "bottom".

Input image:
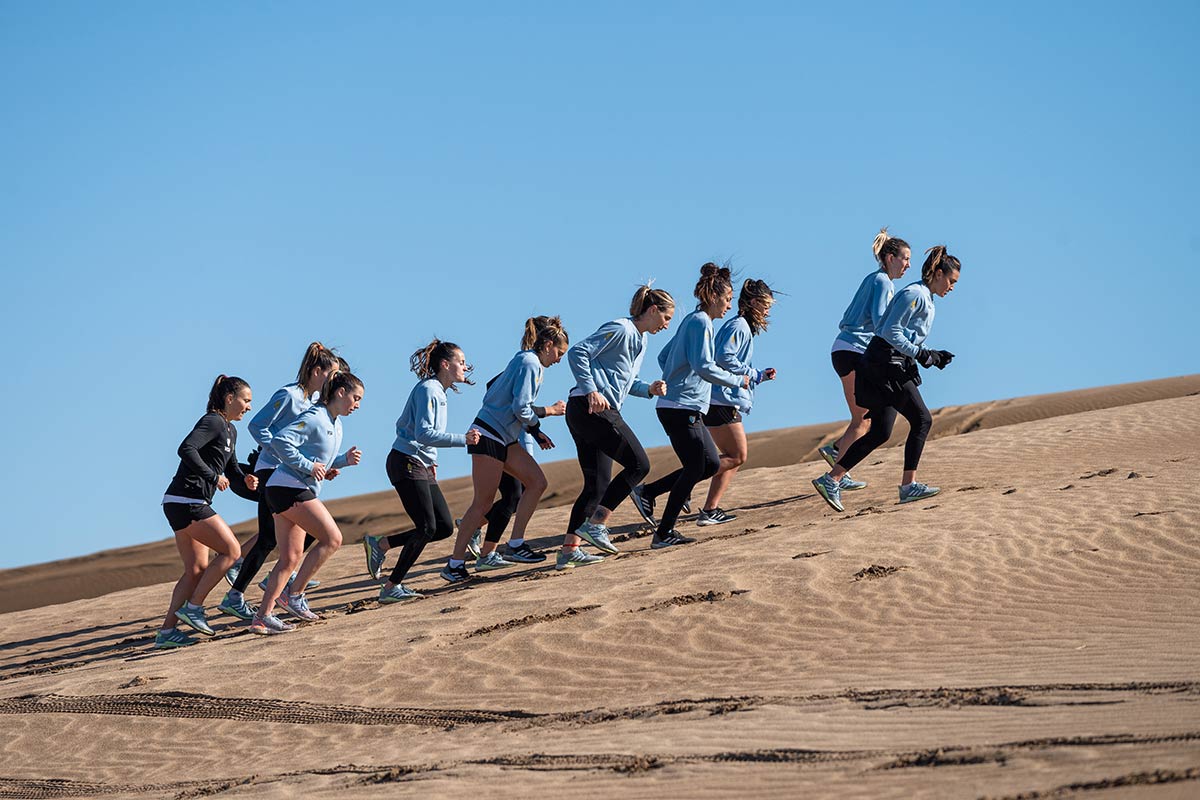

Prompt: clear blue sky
[{"left": 2, "top": 2, "right": 1196, "bottom": 570}]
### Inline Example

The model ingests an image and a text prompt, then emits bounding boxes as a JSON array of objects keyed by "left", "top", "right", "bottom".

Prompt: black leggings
[
  {"left": 565, "top": 396, "right": 651, "bottom": 534},
  {"left": 643, "top": 408, "right": 720, "bottom": 537},
  {"left": 384, "top": 451, "right": 454, "bottom": 584},
  {"left": 232, "top": 468, "right": 315, "bottom": 593},
  {"left": 483, "top": 473, "right": 523, "bottom": 543},
  {"left": 837, "top": 380, "right": 932, "bottom": 473}
]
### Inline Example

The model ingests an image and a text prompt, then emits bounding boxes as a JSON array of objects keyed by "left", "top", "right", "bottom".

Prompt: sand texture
[{"left": 1, "top": 378, "right": 1199, "bottom": 798}]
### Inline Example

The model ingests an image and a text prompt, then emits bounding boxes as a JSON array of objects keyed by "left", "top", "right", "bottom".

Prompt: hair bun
[{"left": 700, "top": 262, "right": 720, "bottom": 277}]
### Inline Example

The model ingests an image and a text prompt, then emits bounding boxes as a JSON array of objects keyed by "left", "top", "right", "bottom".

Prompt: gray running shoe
[
  {"left": 174, "top": 605, "right": 215, "bottom": 636},
  {"left": 475, "top": 550, "right": 513, "bottom": 573},
  {"left": 154, "top": 628, "right": 196, "bottom": 649},
  {"left": 249, "top": 614, "right": 295, "bottom": 635},
  {"left": 224, "top": 558, "right": 243, "bottom": 588},
  {"left": 839, "top": 474, "right": 868, "bottom": 491},
  {"left": 899, "top": 482, "right": 940, "bottom": 503},
  {"left": 818, "top": 444, "right": 839, "bottom": 468},
  {"left": 630, "top": 485, "right": 657, "bottom": 527},
  {"left": 555, "top": 548, "right": 605, "bottom": 570},
  {"left": 217, "top": 590, "right": 256, "bottom": 620},
  {"left": 812, "top": 473, "right": 844, "bottom": 512},
  {"left": 504, "top": 543, "right": 547, "bottom": 563},
  {"left": 651, "top": 531, "right": 697, "bottom": 549},
  {"left": 575, "top": 521, "right": 619, "bottom": 554},
  {"left": 279, "top": 592, "right": 320, "bottom": 622},
  {"left": 379, "top": 583, "right": 424, "bottom": 603},
  {"left": 696, "top": 507, "right": 736, "bottom": 526},
  {"left": 363, "top": 535, "right": 387, "bottom": 581},
  {"left": 467, "top": 530, "right": 483, "bottom": 560}
]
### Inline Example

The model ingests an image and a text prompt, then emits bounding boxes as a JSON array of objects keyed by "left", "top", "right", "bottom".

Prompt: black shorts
[
  {"left": 266, "top": 485, "right": 318, "bottom": 514},
  {"left": 702, "top": 404, "right": 743, "bottom": 427},
  {"left": 163, "top": 502, "right": 216, "bottom": 532},
  {"left": 467, "top": 435, "right": 510, "bottom": 461},
  {"left": 387, "top": 449, "right": 435, "bottom": 483},
  {"left": 831, "top": 350, "right": 862, "bottom": 378}
]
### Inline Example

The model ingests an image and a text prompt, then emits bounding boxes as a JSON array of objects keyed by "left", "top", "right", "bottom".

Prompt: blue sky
[{"left": 2, "top": 2, "right": 1196, "bottom": 570}]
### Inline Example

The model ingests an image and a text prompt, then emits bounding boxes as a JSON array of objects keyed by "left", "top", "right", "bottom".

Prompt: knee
[
  {"left": 525, "top": 473, "right": 548, "bottom": 497},
  {"left": 228, "top": 542, "right": 242, "bottom": 562},
  {"left": 628, "top": 454, "right": 651, "bottom": 484},
  {"left": 700, "top": 453, "right": 721, "bottom": 481},
  {"left": 327, "top": 529, "right": 343, "bottom": 550},
  {"left": 914, "top": 411, "right": 933, "bottom": 437},
  {"left": 429, "top": 519, "right": 454, "bottom": 542},
  {"left": 185, "top": 564, "right": 204, "bottom": 583},
  {"left": 727, "top": 452, "right": 747, "bottom": 469}
]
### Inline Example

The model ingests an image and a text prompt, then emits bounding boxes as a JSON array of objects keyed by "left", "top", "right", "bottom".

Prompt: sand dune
[
  {"left": 0, "top": 378, "right": 1198, "bottom": 798},
  {"left": 2, "top": 373, "right": 1197, "bottom": 616}
]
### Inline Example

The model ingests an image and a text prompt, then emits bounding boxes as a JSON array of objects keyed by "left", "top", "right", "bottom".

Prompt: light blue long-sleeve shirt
[
  {"left": 392, "top": 378, "right": 467, "bottom": 467},
  {"left": 710, "top": 316, "right": 761, "bottom": 414},
  {"left": 876, "top": 280, "right": 936, "bottom": 359},
  {"left": 266, "top": 404, "right": 351, "bottom": 495},
  {"left": 833, "top": 270, "right": 894, "bottom": 353},
  {"left": 656, "top": 309, "right": 742, "bottom": 414},
  {"left": 567, "top": 317, "right": 652, "bottom": 411},
  {"left": 247, "top": 382, "right": 314, "bottom": 473},
  {"left": 474, "top": 350, "right": 543, "bottom": 444}
]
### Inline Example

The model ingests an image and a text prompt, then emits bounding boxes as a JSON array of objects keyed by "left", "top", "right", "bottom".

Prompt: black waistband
[{"left": 471, "top": 417, "right": 507, "bottom": 443}]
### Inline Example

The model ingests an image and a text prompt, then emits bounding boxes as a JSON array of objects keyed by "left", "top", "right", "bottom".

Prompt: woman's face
[
  {"left": 884, "top": 247, "right": 911, "bottom": 280},
  {"left": 647, "top": 304, "right": 674, "bottom": 333},
  {"left": 929, "top": 268, "right": 960, "bottom": 298},
  {"left": 710, "top": 287, "right": 734, "bottom": 319},
  {"left": 332, "top": 385, "right": 363, "bottom": 416},
  {"left": 540, "top": 342, "right": 568, "bottom": 367},
  {"left": 225, "top": 387, "right": 253, "bottom": 421},
  {"left": 443, "top": 349, "right": 470, "bottom": 384}
]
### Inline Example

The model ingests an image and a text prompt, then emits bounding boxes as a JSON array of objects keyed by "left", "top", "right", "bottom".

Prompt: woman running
[
  {"left": 565, "top": 284, "right": 673, "bottom": 556},
  {"left": 699, "top": 279, "right": 778, "bottom": 524},
  {"left": 630, "top": 263, "right": 751, "bottom": 548},
  {"left": 817, "top": 228, "right": 912, "bottom": 489},
  {"left": 812, "top": 246, "right": 961, "bottom": 512},
  {"left": 253, "top": 371, "right": 364, "bottom": 634},
  {"left": 218, "top": 343, "right": 340, "bottom": 620},
  {"left": 156, "top": 375, "right": 257, "bottom": 648},
  {"left": 361, "top": 339, "right": 481, "bottom": 602},
  {"left": 441, "top": 316, "right": 569, "bottom": 582}
]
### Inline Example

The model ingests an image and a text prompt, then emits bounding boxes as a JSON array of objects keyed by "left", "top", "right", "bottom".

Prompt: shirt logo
[
  {"left": 297, "top": 422, "right": 306, "bottom": 429},
  {"left": 274, "top": 400, "right": 283, "bottom": 410}
]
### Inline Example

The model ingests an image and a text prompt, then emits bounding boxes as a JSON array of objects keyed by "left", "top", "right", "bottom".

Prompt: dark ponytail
[
  {"left": 319, "top": 371, "right": 364, "bottom": 406},
  {"left": 920, "top": 245, "right": 962, "bottom": 285},
  {"left": 411, "top": 338, "right": 474, "bottom": 391},
  {"left": 295, "top": 342, "right": 340, "bottom": 397},
  {"left": 520, "top": 315, "right": 569, "bottom": 352},
  {"left": 694, "top": 262, "right": 734, "bottom": 308},
  {"left": 207, "top": 374, "right": 250, "bottom": 413},
  {"left": 737, "top": 279, "right": 775, "bottom": 335}
]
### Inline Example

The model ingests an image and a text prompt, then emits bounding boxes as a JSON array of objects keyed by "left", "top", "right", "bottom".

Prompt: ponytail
[
  {"left": 295, "top": 342, "right": 340, "bottom": 396},
  {"left": 521, "top": 315, "right": 569, "bottom": 352},
  {"left": 873, "top": 227, "right": 910, "bottom": 269},
  {"left": 410, "top": 338, "right": 474, "bottom": 391},
  {"left": 630, "top": 283, "right": 676, "bottom": 317},
  {"left": 694, "top": 262, "right": 734, "bottom": 308},
  {"left": 319, "top": 371, "right": 364, "bottom": 406},
  {"left": 737, "top": 278, "right": 776, "bottom": 335},
  {"left": 920, "top": 245, "right": 962, "bottom": 285},
  {"left": 207, "top": 374, "right": 249, "bottom": 413}
]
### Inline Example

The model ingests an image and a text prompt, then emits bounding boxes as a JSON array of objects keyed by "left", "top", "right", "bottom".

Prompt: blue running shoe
[
  {"left": 363, "top": 535, "right": 387, "bottom": 581},
  {"left": 575, "top": 521, "right": 619, "bottom": 554},
  {"left": 154, "top": 628, "right": 196, "bottom": 649},
  {"left": 475, "top": 550, "right": 513, "bottom": 573},
  {"left": 818, "top": 444, "right": 839, "bottom": 468},
  {"left": 217, "top": 590, "right": 256, "bottom": 620},
  {"left": 555, "top": 548, "right": 605, "bottom": 570},
  {"left": 379, "top": 583, "right": 424, "bottom": 603},
  {"left": 174, "top": 604, "right": 215, "bottom": 636},
  {"left": 224, "top": 558, "right": 243, "bottom": 588},
  {"left": 440, "top": 563, "right": 471, "bottom": 584},
  {"left": 812, "top": 473, "right": 844, "bottom": 512},
  {"left": 899, "top": 482, "right": 940, "bottom": 503},
  {"left": 838, "top": 474, "right": 868, "bottom": 491}
]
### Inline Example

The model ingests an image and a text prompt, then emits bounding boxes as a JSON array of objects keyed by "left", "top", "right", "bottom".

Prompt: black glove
[
  {"left": 917, "top": 348, "right": 941, "bottom": 369},
  {"left": 934, "top": 350, "right": 955, "bottom": 370}
]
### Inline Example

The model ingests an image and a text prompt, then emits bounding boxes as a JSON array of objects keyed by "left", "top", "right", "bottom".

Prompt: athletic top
[
  {"left": 163, "top": 411, "right": 247, "bottom": 504},
  {"left": 266, "top": 404, "right": 352, "bottom": 495},
  {"left": 473, "top": 350, "right": 544, "bottom": 445},
  {"left": 833, "top": 269, "right": 894, "bottom": 353},
  {"left": 875, "top": 280, "right": 936, "bottom": 359},
  {"left": 247, "top": 382, "right": 315, "bottom": 473},
  {"left": 710, "top": 316, "right": 761, "bottom": 414},
  {"left": 655, "top": 309, "right": 742, "bottom": 414},
  {"left": 392, "top": 378, "right": 467, "bottom": 467},
  {"left": 566, "top": 317, "right": 653, "bottom": 411}
]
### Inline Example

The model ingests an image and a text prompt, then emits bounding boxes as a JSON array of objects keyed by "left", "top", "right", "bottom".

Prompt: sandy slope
[
  {"left": 2, "top": 374, "right": 1198, "bottom": 616},
  {"left": 1, "top": 386, "right": 1198, "bottom": 798}
]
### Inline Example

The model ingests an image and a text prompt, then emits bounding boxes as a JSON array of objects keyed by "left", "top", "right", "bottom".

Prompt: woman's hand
[
  {"left": 535, "top": 430, "right": 555, "bottom": 450},
  {"left": 649, "top": 380, "right": 667, "bottom": 397},
  {"left": 761, "top": 368, "right": 777, "bottom": 382},
  {"left": 311, "top": 462, "right": 327, "bottom": 481},
  {"left": 466, "top": 428, "right": 481, "bottom": 445},
  {"left": 325, "top": 468, "right": 340, "bottom": 481},
  {"left": 244, "top": 474, "right": 259, "bottom": 492},
  {"left": 345, "top": 446, "right": 362, "bottom": 466},
  {"left": 586, "top": 391, "right": 610, "bottom": 414},
  {"left": 545, "top": 400, "right": 567, "bottom": 417},
  {"left": 216, "top": 475, "right": 230, "bottom": 492}
]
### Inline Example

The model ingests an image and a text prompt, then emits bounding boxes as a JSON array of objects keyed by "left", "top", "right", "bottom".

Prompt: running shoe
[
  {"left": 630, "top": 485, "right": 657, "bottom": 527},
  {"left": 651, "top": 531, "right": 697, "bottom": 549},
  {"left": 696, "top": 507, "right": 737, "bottom": 526},
  {"left": 249, "top": 614, "right": 295, "bottom": 635},
  {"left": 838, "top": 474, "right": 868, "bottom": 491},
  {"left": 363, "top": 535, "right": 387, "bottom": 581},
  {"left": 174, "top": 605, "right": 215, "bottom": 636},
  {"left": 818, "top": 444, "right": 839, "bottom": 468},
  {"left": 154, "top": 628, "right": 196, "bottom": 649},
  {"left": 475, "top": 550, "right": 513, "bottom": 573},
  {"left": 575, "top": 521, "right": 619, "bottom": 554},
  {"left": 681, "top": 497, "right": 692, "bottom": 514},
  {"left": 278, "top": 592, "right": 320, "bottom": 622},
  {"left": 440, "top": 563, "right": 471, "bottom": 584},
  {"left": 504, "top": 542, "right": 547, "bottom": 563},
  {"left": 467, "top": 530, "right": 483, "bottom": 560},
  {"left": 224, "top": 557, "right": 243, "bottom": 588},
  {"left": 217, "top": 590, "right": 256, "bottom": 620},
  {"left": 555, "top": 548, "right": 606, "bottom": 570},
  {"left": 260, "top": 573, "right": 292, "bottom": 594},
  {"left": 379, "top": 583, "right": 424, "bottom": 603},
  {"left": 899, "top": 482, "right": 940, "bottom": 504},
  {"left": 812, "top": 473, "right": 844, "bottom": 513}
]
